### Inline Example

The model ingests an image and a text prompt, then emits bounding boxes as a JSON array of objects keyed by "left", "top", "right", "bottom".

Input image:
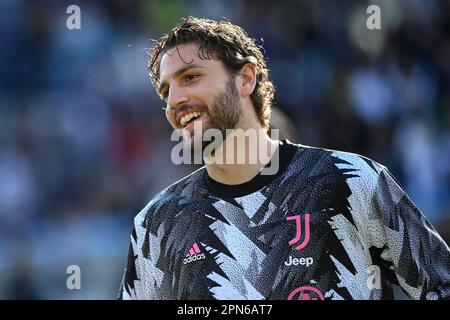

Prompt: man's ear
[{"left": 238, "top": 63, "right": 257, "bottom": 97}]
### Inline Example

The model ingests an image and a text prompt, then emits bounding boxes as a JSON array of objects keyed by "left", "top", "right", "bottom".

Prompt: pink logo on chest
[
  {"left": 288, "top": 286, "right": 324, "bottom": 300},
  {"left": 186, "top": 242, "right": 201, "bottom": 257},
  {"left": 286, "top": 214, "right": 311, "bottom": 250}
]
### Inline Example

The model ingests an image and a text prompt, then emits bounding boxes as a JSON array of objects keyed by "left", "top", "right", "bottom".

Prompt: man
[{"left": 118, "top": 17, "right": 450, "bottom": 300}]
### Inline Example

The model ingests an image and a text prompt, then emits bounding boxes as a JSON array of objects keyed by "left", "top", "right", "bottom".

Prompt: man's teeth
[{"left": 180, "top": 112, "right": 202, "bottom": 127}]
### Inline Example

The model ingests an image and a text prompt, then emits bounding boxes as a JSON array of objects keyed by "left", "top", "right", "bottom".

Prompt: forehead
[{"left": 159, "top": 43, "right": 222, "bottom": 81}]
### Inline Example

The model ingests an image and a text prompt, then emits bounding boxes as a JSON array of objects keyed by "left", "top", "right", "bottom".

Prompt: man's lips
[
  {"left": 176, "top": 109, "right": 204, "bottom": 128},
  {"left": 183, "top": 113, "right": 205, "bottom": 132}
]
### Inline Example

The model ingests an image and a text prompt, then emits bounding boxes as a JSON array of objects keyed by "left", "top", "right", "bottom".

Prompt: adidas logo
[{"left": 183, "top": 242, "right": 206, "bottom": 265}]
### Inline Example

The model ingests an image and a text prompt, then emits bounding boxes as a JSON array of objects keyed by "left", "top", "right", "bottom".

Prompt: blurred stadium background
[{"left": 0, "top": 0, "right": 449, "bottom": 299}]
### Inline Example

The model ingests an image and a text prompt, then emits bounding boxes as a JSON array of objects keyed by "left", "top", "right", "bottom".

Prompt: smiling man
[{"left": 118, "top": 17, "right": 450, "bottom": 300}]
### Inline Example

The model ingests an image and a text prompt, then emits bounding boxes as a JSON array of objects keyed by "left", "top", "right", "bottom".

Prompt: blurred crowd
[{"left": 0, "top": 0, "right": 449, "bottom": 299}]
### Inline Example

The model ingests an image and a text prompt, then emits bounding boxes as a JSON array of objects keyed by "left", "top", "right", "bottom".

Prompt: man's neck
[{"left": 205, "top": 130, "right": 279, "bottom": 185}]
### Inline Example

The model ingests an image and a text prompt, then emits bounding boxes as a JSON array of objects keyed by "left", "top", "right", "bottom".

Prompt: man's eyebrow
[{"left": 158, "top": 64, "right": 206, "bottom": 96}]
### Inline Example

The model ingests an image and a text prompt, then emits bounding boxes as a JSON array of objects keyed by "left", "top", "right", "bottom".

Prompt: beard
[{"left": 184, "top": 78, "right": 242, "bottom": 157}]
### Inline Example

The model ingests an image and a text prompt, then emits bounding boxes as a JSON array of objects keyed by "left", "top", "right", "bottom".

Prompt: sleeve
[
  {"left": 371, "top": 167, "right": 450, "bottom": 300},
  {"left": 117, "top": 227, "right": 143, "bottom": 300}
]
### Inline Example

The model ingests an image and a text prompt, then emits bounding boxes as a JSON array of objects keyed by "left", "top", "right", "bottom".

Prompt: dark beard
[
  {"left": 188, "top": 78, "right": 242, "bottom": 155},
  {"left": 206, "top": 78, "right": 242, "bottom": 144}
]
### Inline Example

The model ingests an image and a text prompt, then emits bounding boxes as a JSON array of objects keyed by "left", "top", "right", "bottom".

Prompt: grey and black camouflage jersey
[{"left": 118, "top": 140, "right": 450, "bottom": 300}]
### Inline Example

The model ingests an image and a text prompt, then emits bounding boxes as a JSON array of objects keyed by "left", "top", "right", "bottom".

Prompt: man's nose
[{"left": 167, "top": 86, "right": 189, "bottom": 113}]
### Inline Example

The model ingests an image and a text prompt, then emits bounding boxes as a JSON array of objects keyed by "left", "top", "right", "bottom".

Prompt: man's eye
[{"left": 186, "top": 74, "right": 198, "bottom": 81}]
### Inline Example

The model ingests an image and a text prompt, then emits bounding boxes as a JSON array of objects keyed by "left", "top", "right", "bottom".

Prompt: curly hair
[{"left": 148, "top": 16, "right": 275, "bottom": 130}]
